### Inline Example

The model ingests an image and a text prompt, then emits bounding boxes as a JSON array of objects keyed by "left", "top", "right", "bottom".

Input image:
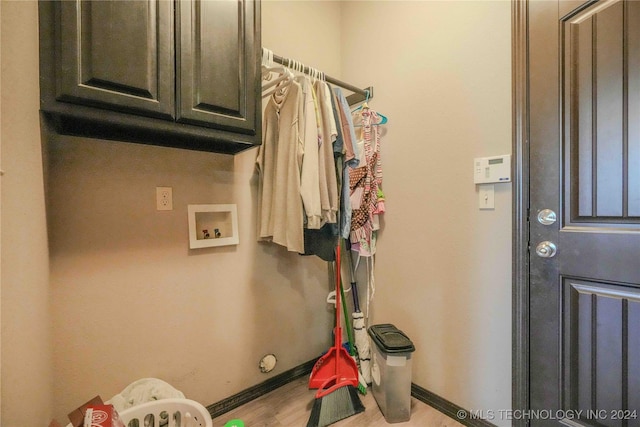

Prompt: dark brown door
[
  {"left": 529, "top": 0, "right": 640, "bottom": 425},
  {"left": 56, "top": 0, "right": 175, "bottom": 119},
  {"left": 177, "top": 0, "right": 259, "bottom": 134}
]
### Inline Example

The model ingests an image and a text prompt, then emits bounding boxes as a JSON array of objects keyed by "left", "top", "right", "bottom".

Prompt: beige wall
[
  {"left": 341, "top": 1, "right": 512, "bottom": 423},
  {"left": 48, "top": 0, "right": 342, "bottom": 422},
  {"left": 262, "top": 0, "right": 342, "bottom": 77},
  {"left": 0, "top": 1, "right": 53, "bottom": 426}
]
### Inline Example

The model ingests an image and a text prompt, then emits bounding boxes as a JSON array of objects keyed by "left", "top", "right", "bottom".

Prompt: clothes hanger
[
  {"left": 292, "top": 59, "right": 311, "bottom": 84},
  {"left": 262, "top": 67, "right": 292, "bottom": 95},
  {"left": 262, "top": 65, "right": 286, "bottom": 81},
  {"left": 262, "top": 64, "right": 292, "bottom": 89},
  {"left": 352, "top": 89, "right": 370, "bottom": 112},
  {"left": 262, "top": 54, "right": 296, "bottom": 98},
  {"left": 261, "top": 48, "right": 289, "bottom": 84},
  {"left": 261, "top": 48, "right": 279, "bottom": 76},
  {"left": 352, "top": 90, "right": 388, "bottom": 125},
  {"left": 262, "top": 67, "right": 293, "bottom": 98},
  {"left": 261, "top": 47, "right": 272, "bottom": 67}
]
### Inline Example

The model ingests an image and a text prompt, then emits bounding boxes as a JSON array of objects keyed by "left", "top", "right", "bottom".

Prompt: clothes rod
[{"left": 271, "top": 53, "right": 373, "bottom": 106}]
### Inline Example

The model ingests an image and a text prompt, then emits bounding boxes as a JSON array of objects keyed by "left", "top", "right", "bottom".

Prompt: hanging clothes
[
  {"left": 296, "top": 76, "right": 322, "bottom": 230},
  {"left": 349, "top": 107, "right": 384, "bottom": 257},
  {"left": 314, "top": 80, "right": 339, "bottom": 224},
  {"left": 333, "top": 87, "right": 359, "bottom": 167},
  {"left": 333, "top": 87, "right": 360, "bottom": 240},
  {"left": 257, "top": 75, "right": 341, "bottom": 255},
  {"left": 329, "top": 87, "right": 345, "bottom": 240},
  {"left": 256, "top": 79, "right": 305, "bottom": 253},
  {"left": 257, "top": 61, "right": 384, "bottom": 260},
  {"left": 302, "top": 81, "right": 342, "bottom": 261}
]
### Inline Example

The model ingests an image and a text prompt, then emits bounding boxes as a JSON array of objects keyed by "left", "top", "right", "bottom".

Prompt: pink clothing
[{"left": 349, "top": 108, "right": 383, "bottom": 257}]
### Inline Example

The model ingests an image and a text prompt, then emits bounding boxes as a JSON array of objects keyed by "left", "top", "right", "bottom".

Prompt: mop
[
  {"left": 347, "top": 245, "right": 372, "bottom": 385},
  {"left": 307, "top": 245, "right": 364, "bottom": 427},
  {"left": 338, "top": 267, "right": 367, "bottom": 394}
]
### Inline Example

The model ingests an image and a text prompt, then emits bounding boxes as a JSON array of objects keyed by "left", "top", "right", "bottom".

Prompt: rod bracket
[{"left": 346, "top": 86, "right": 373, "bottom": 106}]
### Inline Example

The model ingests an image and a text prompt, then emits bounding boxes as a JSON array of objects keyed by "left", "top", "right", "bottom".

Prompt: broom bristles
[{"left": 306, "top": 385, "right": 365, "bottom": 427}]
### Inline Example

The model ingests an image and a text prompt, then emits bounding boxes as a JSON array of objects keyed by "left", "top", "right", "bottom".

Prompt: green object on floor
[{"left": 224, "top": 419, "right": 244, "bottom": 427}]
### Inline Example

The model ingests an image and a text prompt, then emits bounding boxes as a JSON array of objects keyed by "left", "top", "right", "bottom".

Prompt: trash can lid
[{"left": 368, "top": 324, "right": 415, "bottom": 353}]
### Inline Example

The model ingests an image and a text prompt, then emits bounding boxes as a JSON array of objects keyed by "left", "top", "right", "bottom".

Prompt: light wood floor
[{"left": 211, "top": 376, "right": 465, "bottom": 427}]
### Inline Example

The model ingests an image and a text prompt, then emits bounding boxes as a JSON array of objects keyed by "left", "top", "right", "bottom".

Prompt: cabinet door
[
  {"left": 177, "top": 0, "right": 260, "bottom": 135},
  {"left": 57, "top": 0, "right": 175, "bottom": 119}
]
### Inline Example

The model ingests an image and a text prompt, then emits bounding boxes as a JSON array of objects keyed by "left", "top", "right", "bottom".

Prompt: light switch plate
[{"left": 479, "top": 184, "right": 495, "bottom": 210}]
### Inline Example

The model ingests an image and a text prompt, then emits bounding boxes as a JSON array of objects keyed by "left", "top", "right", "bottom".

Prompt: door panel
[
  {"left": 564, "top": 0, "right": 640, "bottom": 223},
  {"left": 530, "top": 0, "right": 640, "bottom": 425},
  {"left": 57, "top": 0, "right": 174, "bottom": 118},
  {"left": 177, "top": 0, "right": 259, "bottom": 134},
  {"left": 564, "top": 279, "right": 640, "bottom": 424}
]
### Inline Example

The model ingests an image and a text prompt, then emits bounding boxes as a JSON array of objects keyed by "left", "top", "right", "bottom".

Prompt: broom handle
[
  {"left": 346, "top": 240, "right": 361, "bottom": 312},
  {"left": 340, "top": 277, "right": 355, "bottom": 355},
  {"left": 352, "top": 278, "right": 361, "bottom": 313},
  {"left": 334, "top": 245, "right": 342, "bottom": 349}
]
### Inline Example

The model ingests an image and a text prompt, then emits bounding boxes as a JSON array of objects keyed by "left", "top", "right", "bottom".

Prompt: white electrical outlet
[{"left": 156, "top": 187, "right": 173, "bottom": 211}]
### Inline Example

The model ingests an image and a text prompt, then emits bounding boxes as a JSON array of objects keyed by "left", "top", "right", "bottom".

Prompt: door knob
[
  {"left": 537, "top": 209, "right": 556, "bottom": 225},
  {"left": 535, "top": 241, "right": 557, "bottom": 258}
]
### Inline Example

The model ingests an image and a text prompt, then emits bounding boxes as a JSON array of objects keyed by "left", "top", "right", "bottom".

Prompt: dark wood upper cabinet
[
  {"left": 39, "top": 0, "right": 261, "bottom": 155},
  {"left": 177, "top": 0, "right": 257, "bottom": 133},
  {"left": 56, "top": 1, "right": 175, "bottom": 119}
]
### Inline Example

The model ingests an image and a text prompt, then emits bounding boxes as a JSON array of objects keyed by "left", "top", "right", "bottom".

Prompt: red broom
[{"left": 307, "top": 245, "right": 364, "bottom": 427}]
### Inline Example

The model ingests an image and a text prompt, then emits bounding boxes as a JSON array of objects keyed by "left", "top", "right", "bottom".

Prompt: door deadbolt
[
  {"left": 537, "top": 209, "right": 557, "bottom": 225},
  {"left": 535, "top": 241, "right": 557, "bottom": 258}
]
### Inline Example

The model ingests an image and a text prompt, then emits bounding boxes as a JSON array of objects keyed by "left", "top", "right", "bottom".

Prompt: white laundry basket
[{"left": 118, "top": 398, "right": 213, "bottom": 427}]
